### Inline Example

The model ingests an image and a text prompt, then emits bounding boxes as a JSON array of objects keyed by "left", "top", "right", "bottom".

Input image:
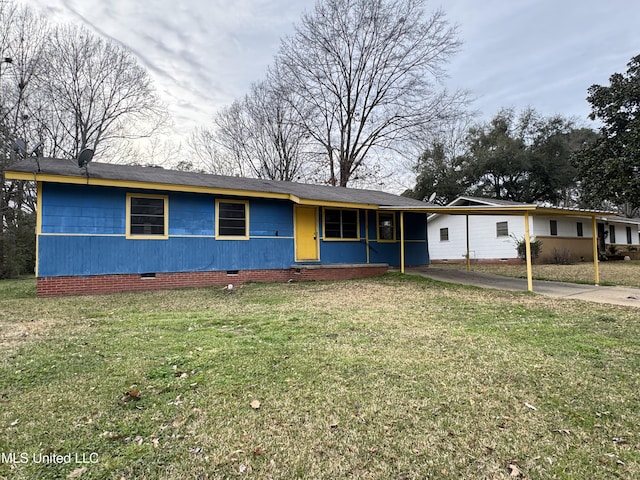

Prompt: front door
[{"left": 294, "top": 206, "right": 319, "bottom": 261}]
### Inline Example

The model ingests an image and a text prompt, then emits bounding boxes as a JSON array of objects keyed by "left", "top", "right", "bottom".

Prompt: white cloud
[{"left": 23, "top": 0, "right": 640, "bottom": 158}]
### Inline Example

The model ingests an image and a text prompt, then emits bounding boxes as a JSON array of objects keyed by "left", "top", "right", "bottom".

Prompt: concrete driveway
[{"left": 407, "top": 267, "right": 640, "bottom": 308}]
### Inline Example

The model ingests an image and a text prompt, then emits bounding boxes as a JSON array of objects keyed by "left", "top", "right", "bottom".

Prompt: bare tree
[
  {"left": 188, "top": 126, "right": 240, "bottom": 176},
  {"left": 0, "top": 2, "right": 48, "bottom": 277},
  {"left": 28, "top": 23, "right": 168, "bottom": 161},
  {"left": 275, "top": 0, "right": 468, "bottom": 186},
  {"left": 209, "top": 77, "right": 311, "bottom": 182},
  {"left": 1, "top": 1, "right": 169, "bottom": 276}
]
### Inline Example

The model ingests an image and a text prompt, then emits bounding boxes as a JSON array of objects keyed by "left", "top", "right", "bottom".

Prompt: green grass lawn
[{"left": 0, "top": 275, "right": 638, "bottom": 479}]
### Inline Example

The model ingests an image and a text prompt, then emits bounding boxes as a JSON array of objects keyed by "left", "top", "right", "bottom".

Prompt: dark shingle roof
[{"left": 6, "top": 157, "right": 427, "bottom": 208}]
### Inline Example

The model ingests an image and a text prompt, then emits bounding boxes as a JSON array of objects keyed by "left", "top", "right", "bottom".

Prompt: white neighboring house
[{"left": 427, "top": 196, "right": 640, "bottom": 264}]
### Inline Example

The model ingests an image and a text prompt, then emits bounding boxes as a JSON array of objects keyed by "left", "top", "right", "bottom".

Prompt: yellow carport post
[
  {"left": 592, "top": 215, "right": 600, "bottom": 285},
  {"left": 400, "top": 211, "right": 405, "bottom": 274},
  {"left": 524, "top": 212, "right": 533, "bottom": 292},
  {"left": 465, "top": 214, "right": 471, "bottom": 271}
]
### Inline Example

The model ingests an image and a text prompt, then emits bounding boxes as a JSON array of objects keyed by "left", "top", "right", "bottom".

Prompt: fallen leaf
[
  {"left": 172, "top": 417, "right": 186, "bottom": 428},
  {"left": 123, "top": 389, "right": 141, "bottom": 401},
  {"left": 250, "top": 400, "right": 261, "bottom": 410},
  {"left": 67, "top": 467, "right": 87, "bottom": 478},
  {"left": 508, "top": 463, "right": 522, "bottom": 477},
  {"left": 253, "top": 447, "right": 265, "bottom": 456}
]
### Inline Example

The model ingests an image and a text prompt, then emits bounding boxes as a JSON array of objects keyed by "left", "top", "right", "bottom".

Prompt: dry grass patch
[
  {"left": 436, "top": 261, "right": 640, "bottom": 287},
  {"left": 0, "top": 275, "right": 639, "bottom": 479}
]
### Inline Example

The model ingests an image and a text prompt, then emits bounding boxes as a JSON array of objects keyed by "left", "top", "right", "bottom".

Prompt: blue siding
[
  {"left": 42, "top": 184, "right": 125, "bottom": 234},
  {"left": 38, "top": 236, "right": 294, "bottom": 276},
  {"left": 169, "top": 193, "right": 214, "bottom": 236},
  {"left": 38, "top": 184, "right": 428, "bottom": 277},
  {"left": 320, "top": 240, "right": 368, "bottom": 264}
]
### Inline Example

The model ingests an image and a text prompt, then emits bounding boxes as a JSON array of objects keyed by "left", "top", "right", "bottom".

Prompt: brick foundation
[{"left": 36, "top": 264, "right": 389, "bottom": 297}]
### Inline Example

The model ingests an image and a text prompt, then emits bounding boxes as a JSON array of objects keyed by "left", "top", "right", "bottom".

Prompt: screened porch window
[{"left": 377, "top": 212, "right": 395, "bottom": 241}]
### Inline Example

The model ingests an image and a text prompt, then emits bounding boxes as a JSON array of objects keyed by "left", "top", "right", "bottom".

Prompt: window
[
  {"left": 377, "top": 212, "right": 395, "bottom": 241},
  {"left": 324, "top": 208, "right": 359, "bottom": 239},
  {"left": 496, "top": 221, "right": 508, "bottom": 237},
  {"left": 577, "top": 222, "right": 583, "bottom": 237},
  {"left": 440, "top": 228, "right": 449, "bottom": 241},
  {"left": 217, "top": 200, "right": 249, "bottom": 238},
  {"left": 626, "top": 226, "right": 632, "bottom": 244},
  {"left": 127, "top": 194, "right": 168, "bottom": 238},
  {"left": 609, "top": 224, "right": 616, "bottom": 243},
  {"left": 550, "top": 220, "right": 558, "bottom": 236}
]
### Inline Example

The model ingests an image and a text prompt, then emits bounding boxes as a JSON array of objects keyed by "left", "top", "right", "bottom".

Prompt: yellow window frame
[
  {"left": 126, "top": 193, "right": 169, "bottom": 240},
  {"left": 376, "top": 211, "right": 396, "bottom": 242},
  {"left": 322, "top": 207, "right": 360, "bottom": 241},
  {"left": 216, "top": 199, "right": 250, "bottom": 240}
]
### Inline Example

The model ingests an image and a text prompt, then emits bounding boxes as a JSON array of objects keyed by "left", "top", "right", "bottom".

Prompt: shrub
[
  {"left": 551, "top": 247, "right": 572, "bottom": 265},
  {"left": 512, "top": 235, "right": 543, "bottom": 261}
]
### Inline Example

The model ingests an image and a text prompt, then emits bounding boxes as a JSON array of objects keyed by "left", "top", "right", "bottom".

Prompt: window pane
[
  {"left": 324, "top": 209, "right": 358, "bottom": 239},
  {"left": 496, "top": 221, "right": 508, "bottom": 237},
  {"left": 550, "top": 220, "right": 558, "bottom": 236},
  {"left": 218, "top": 202, "right": 246, "bottom": 236},
  {"left": 609, "top": 225, "right": 616, "bottom": 243},
  {"left": 342, "top": 210, "right": 358, "bottom": 238},
  {"left": 130, "top": 197, "right": 165, "bottom": 235},
  {"left": 577, "top": 222, "right": 583, "bottom": 237},
  {"left": 324, "top": 209, "right": 341, "bottom": 238},
  {"left": 378, "top": 213, "right": 394, "bottom": 240},
  {"left": 440, "top": 228, "right": 449, "bottom": 241}
]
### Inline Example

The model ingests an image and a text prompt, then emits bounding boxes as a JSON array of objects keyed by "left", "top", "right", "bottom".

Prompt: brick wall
[{"left": 36, "top": 265, "right": 389, "bottom": 297}]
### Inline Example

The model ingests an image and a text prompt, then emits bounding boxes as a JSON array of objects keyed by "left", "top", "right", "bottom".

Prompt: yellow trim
[
  {"left": 35, "top": 182, "right": 42, "bottom": 277},
  {"left": 216, "top": 199, "right": 250, "bottom": 240},
  {"left": 126, "top": 193, "right": 169, "bottom": 240},
  {"left": 524, "top": 212, "right": 533, "bottom": 292},
  {"left": 3, "top": 170, "right": 389, "bottom": 210},
  {"left": 322, "top": 207, "right": 361, "bottom": 241},
  {"left": 376, "top": 211, "right": 396, "bottom": 242},
  {"left": 592, "top": 215, "right": 600, "bottom": 285},
  {"left": 400, "top": 211, "right": 405, "bottom": 274},
  {"left": 4, "top": 171, "right": 293, "bottom": 201},
  {"left": 298, "top": 198, "right": 379, "bottom": 210},
  {"left": 365, "top": 210, "right": 370, "bottom": 264}
]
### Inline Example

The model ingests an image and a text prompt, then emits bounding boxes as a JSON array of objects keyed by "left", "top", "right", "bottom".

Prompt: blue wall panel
[
  {"left": 169, "top": 193, "right": 215, "bottom": 236},
  {"left": 42, "top": 183, "right": 125, "bottom": 234},
  {"left": 248, "top": 199, "right": 293, "bottom": 237},
  {"left": 38, "top": 236, "right": 295, "bottom": 277},
  {"left": 319, "top": 240, "right": 368, "bottom": 264}
]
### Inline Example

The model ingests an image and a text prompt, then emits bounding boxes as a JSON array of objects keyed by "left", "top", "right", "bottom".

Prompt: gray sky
[{"left": 25, "top": 0, "right": 640, "bottom": 149}]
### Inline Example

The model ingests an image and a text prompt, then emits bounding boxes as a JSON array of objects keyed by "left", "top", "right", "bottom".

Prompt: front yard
[{"left": 0, "top": 275, "right": 638, "bottom": 479}]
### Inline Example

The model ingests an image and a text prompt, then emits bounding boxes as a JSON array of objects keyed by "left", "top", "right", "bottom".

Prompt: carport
[{"left": 384, "top": 204, "right": 614, "bottom": 292}]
